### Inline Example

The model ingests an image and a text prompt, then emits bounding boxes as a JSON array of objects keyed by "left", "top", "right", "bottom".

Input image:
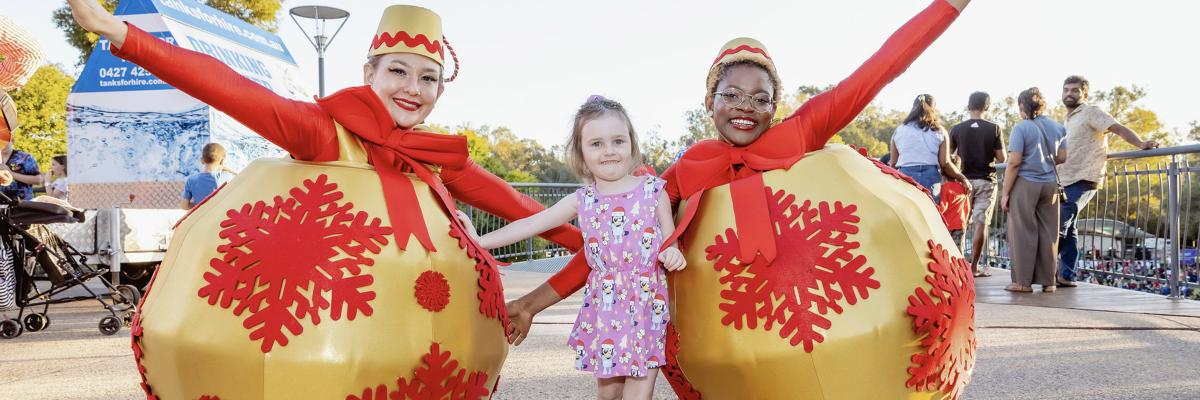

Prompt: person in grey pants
[{"left": 1001, "top": 87, "right": 1067, "bottom": 293}]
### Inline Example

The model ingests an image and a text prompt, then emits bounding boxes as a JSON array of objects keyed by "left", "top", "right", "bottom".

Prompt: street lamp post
[{"left": 289, "top": 5, "right": 349, "bottom": 97}]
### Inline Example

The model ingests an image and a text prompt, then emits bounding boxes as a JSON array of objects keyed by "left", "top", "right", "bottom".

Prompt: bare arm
[
  {"left": 655, "top": 189, "right": 686, "bottom": 271},
  {"left": 889, "top": 139, "right": 900, "bottom": 168},
  {"left": 1001, "top": 151, "right": 1022, "bottom": 212},
  {"left": 66, "top": 0, "right": 128, "bottom": 48},
  {"left": 938, "top": 135, "right": 968, "bottom": 184},
  {"left": 1109, "top": 123, "right": 1158, "bottom": 150},
  {"left": 477, "top": 195, "right": 578, "bottom": 250},
  {"left": 994, "top": 126, "right": 1007, "bottom": 163},
  {"left": 9, "top": 171, "right": 39, "bottom": 186},
  {"left": 180, "top": 200, "right": 192, "bottom": 210},
  {"left": 1055, "top": 145, "right": 1067, "bottom": 165}
]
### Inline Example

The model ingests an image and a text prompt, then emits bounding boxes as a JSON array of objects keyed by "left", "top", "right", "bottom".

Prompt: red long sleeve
[
  {"left": 779, "top": 0, "right": 959, "bottom": 153},
  {"left": 112, "top": 24, "right": 339, "bottom": 162}
]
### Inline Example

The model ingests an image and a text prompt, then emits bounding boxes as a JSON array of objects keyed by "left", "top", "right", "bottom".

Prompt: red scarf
[
  {"left": 317, "top": 86, "right": 467, "bottom": 252},
  {"left": 665, "top": 123, "right": 808, "bottom": 263}
]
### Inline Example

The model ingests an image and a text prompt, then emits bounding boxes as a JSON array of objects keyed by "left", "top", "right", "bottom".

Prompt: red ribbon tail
[
  {"left": 378, "top": 166, "right": 436, "bottom": 252},
  {"left": 730, "top": 173, "right": 776, "bottom": 262},
  {"left": 660, "top": 191, "right": 704, "bottom": 252}
]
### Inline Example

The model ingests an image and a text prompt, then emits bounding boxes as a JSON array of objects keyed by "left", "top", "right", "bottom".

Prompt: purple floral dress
[{"left": 569, "top": 176, "right": 670, "bottom": 378}]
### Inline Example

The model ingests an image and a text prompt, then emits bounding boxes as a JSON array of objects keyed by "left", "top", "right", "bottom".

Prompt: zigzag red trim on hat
[
  {"left": 372, "top": 31, "right": 445, "bottom": 60},
  {"left": 711, "top": 44, "right": 772, "bottom": 65}
]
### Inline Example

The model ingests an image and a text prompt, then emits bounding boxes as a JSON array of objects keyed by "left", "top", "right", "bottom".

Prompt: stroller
[{"left": 0, "top": 192, "right": 140, "bottom": 338}]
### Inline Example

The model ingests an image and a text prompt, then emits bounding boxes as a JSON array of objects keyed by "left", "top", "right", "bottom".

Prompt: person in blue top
[
  {"left": 1001, "top": 87, "right": 1067, "bottom": 293},
  {"left": 181, "top": 143, "right": 236, "bottom": 209},
  {"left": 0, "top": 139, "right": 42, "bottom": 202}
]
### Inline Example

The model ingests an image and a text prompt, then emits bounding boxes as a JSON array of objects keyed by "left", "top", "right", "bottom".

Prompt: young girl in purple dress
[{"left": 459, "top": 95, "right": 685, "bottom": 400}]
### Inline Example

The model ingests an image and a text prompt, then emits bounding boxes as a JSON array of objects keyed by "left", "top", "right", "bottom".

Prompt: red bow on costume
[
  {"left": 317, "top": 87, "right": 468, "bottom": 253},
  {"left": 665, "top": 126, "right": 806, "bottom": 263}
]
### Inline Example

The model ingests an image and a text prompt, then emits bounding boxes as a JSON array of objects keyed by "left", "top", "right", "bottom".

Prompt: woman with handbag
[{"left": 1002, "top": 87, "right": 1067, "bottom": 293}]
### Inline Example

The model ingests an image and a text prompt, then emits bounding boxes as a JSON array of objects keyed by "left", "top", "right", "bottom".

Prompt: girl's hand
[
  {"left": 454, "top": 211, "right": 482, "bottom": 242},
  {"left": 67, "top": 0, "right": 129, "bottom": 48},
  {"left": 1001, "top": 194, "right": 1010, "bottom": 212},
  {"left": 658, "top": 247, "right": 687, "bottom": 271}
]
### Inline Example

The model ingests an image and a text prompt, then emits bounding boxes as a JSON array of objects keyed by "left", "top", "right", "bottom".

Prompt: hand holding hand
[
  {"left": 505, "top": 299, "right": 534, "bottom": 346},
  {"left": 1141, "top": 140, "right": 1160, "bottom": 150},
  {"left": 658, "top": 247, "right": 687, "bottom": 271},
  {"left": 454, "top": 210, "right": 482, "bottom": 242}
]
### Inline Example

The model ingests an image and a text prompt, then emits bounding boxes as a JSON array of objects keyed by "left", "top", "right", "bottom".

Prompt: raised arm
[
  {"left": 66, "top": 0, "right": 337, "bottom": 161},
  {"left": 780, "top": 0, "right": 964, "bottom": 153}
]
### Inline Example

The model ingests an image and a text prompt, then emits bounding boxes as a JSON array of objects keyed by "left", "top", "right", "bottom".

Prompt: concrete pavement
[{"left": 1, "top": 269, "right": 1198, "bottom": 399}]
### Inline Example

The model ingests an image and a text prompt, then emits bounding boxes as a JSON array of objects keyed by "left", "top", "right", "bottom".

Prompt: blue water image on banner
[{"left": 69, "top": 105, "right": 211, "bottom": 182}]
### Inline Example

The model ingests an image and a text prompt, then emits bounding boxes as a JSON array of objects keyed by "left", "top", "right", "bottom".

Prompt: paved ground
[{"left": 2, "top": 268, "right": 1198, "bottom": 399}]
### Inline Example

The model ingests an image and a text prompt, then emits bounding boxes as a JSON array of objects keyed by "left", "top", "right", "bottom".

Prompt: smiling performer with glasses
[
  {"left": 65, "top": 0, "right": 588, "bottom": 398},
  {"left": 509, "top": 0, "right": 977, "bottom": 398}
]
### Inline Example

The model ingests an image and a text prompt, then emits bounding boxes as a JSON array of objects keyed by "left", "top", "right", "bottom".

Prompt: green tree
[
  {"left": 53, "top": 0, "right": 283, "bottom": 65},
  {"left": 10, "top": 65, "right": 75, "bottom": 173},
  {"left": 1090, "top": 85, "right": 1172, "bottom": 151}
]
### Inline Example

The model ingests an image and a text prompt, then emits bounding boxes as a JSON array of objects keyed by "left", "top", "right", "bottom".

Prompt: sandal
[
  {"left": 1043, "top": 285, "right": 1057, "bottom": 293},
  {"left": 973, "top": 269, "right": 993, "bottom": 278},
  {"left": 1004, "top": 284, "right": 1032, "bottom": 293},
  {"left": 1056, "top": 278, "right": 1077, "bottom": 287}
]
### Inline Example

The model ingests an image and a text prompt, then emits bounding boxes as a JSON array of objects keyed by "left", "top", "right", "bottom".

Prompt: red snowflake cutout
[
  {"left": 347, "top": 342, "right": 491, "bottom": 400},
  {"left": 662, "top": 323, "right": 702, "bottom": 399},
  {"left": 415, "top": 270, "right": 451, "bottom": 312},
  {"left": 197, "top": 174, "right": 393, "bottom": 353},
  {"left": 906, "top": 240, "right": 976, "bottom": 399},
  {"left": 447, "top": 223, "right": 510, "bottom": 332},
  {"left": 131, "top": 255, "right": 165, "bottom": 399},
  {"left": 705, "top": 186, "right": 880, "bottom": 351}
]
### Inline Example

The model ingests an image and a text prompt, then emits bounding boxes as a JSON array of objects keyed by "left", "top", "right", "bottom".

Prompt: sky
[{"left": 4, "top": 0, "right": 1199, "bottom": 148}]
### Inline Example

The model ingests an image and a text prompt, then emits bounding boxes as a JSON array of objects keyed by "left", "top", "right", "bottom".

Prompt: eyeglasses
[{"left": 714, "top": 88, "right": 775, "bottom": 112}]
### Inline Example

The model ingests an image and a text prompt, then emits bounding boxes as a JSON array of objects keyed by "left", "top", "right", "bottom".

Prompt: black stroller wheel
[
  {"left": 22, "top": 313, "right": 48, "bottom": 332},
  {"left": 98, "top": 316, "right": 121, "bottom": 336},
  {"left": 121, "top": 309, "right": 136, "bottom": 326},
  {"left": 1, "top": 319, "right": 22, "bottom": 338},
  {"left": 115, "top": 285, "right": 141, "bottom": 305}
]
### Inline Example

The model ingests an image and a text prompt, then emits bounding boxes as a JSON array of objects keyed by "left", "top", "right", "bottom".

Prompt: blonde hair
[
  {"left": 565, "top": 96, "right": 642, "bottom": 181},
  {"left": 201, "top": 143, "right": 227, "bottom": 164}
]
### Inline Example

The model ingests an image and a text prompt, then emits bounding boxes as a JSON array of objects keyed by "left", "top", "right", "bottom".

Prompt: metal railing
[
  {"left": 979, "top": 144, "right": 1200, "bottom": 299},
  {"left": 457, "top": 183, "right": 581, "bottom": 261},
  {"left": 467, "top": 146, "right": 1200, "bottom": 300}
]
